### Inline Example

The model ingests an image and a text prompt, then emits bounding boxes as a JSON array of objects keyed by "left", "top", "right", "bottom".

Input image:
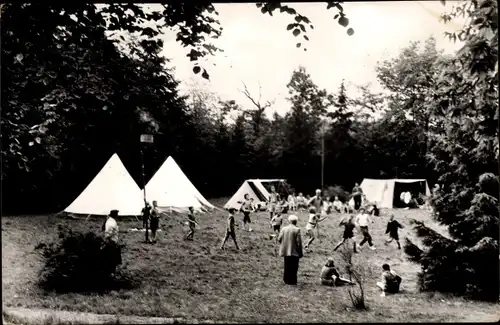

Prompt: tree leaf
[
  {"left": 202, "top": 70, "right": 210, "bottom": 80},
  {"left": 293, "top": 29, "right": 301, "bottom": 36},
  {"left": 193, "top": 66, "right": 201, "bottom": 74},
  {"left": 338, "top": 16, "right": 349, "bottom": 27},
  {"left": 440, "top": 0, "right": 446, "bottom": 6},
  {"left": 304, "top": 35, "right": 309, "bottom": 41},
  {"left": 28, "top": 141, "right": 34, "bottom": 147},
  {"left": 35, "top": 137, "right": 41, "bottom": 144},
  {"left": 296, "top": 43, "right": 301, "bottom": 48},
  {"left": 347, "top": 28, "right": 354, "bottom": 36},
  {"left": 15, "top": 53, "right": 24, "bottom": 63},
  {"left": 286, "top": 23, "right": 295, "bottom": 31}
]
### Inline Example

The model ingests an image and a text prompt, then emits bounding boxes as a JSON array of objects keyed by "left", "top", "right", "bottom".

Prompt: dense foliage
[
  {"left": 35, "top": 225, "right": 136, "bottom": 293},
  {"left": 1, "top": 3, "right": 440, "bottom": 214},
  {"left": 404, "top": 0, "right": 499, "bottom": 302}
]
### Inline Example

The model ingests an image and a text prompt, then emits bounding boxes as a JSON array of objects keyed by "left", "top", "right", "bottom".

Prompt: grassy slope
[{"left": 2, "top": 207, "right": 498, "bottom": 323}]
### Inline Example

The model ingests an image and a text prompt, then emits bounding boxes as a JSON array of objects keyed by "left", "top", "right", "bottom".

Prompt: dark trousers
[
  {"left": 359, "top": 226, "right": 373, "bottom": 247},
  {"left": 354, "top": 196, "right": 362, "bottom": 210},
  {"left": 283, "top": 256, "right": 300, "bottom": 285}
]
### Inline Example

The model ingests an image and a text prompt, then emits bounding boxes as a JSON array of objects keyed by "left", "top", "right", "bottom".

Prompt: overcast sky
[{"left": 157, "top": 1, "right": 465, "bottom": 117}]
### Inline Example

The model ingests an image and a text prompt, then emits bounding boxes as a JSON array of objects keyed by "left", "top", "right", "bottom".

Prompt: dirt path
[{"left": 2, "top": 306, "right": 231, "bottom": 324}]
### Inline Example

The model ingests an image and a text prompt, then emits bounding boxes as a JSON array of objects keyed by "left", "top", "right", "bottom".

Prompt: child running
[
  {"left": 220, "top": 208, "right": 240, "bottom": 250},
  {"left": 385, "top": 215, "right": 404, "bottom": 249},
  {"left": 355, "top": 207, "right": 376, "bottom": 251},
  {"left": 333, "top": 214, "right": 358, "bottom": 253},
  {"left": 270, "top": 209, "right": 284, "bottom": 238},
  {"left": 240, "top": 193, "right": 254, "bottom": 232},
  {"left": 185, "top": 206, "right": 199, "bottom": 241},
  {"left": 304, "top": 207, "right": 327, "bottom": 250}
]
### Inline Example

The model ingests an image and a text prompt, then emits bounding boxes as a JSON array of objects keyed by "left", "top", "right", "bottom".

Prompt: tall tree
[
  {"left": 283, "top": 67, "right": 328, "bottom": 191},
  {"left": 405, "top": 0, "right": 499, "bottom": 301}
]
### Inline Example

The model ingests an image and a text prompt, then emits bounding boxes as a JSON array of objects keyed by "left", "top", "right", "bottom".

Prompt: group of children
[
  {"left": 140, "top": 186, "right": 405, "bottom": 296},
  {"left": 221, "top": 187, "right": 406, "bottom": 296}
]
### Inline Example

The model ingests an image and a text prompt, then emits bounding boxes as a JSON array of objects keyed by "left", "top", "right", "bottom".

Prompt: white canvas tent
[
  {"left": 360, "top": 178, "right": 431, "bottom": 209},
  {"left": 224, "top": 179, "right": 286, "bottom": 210},
  {"left": 144, "top": 156, "right": 214, "bottom": 212},
  {"left": 64, "top": 153, "right": 144, "bottom": 216}
]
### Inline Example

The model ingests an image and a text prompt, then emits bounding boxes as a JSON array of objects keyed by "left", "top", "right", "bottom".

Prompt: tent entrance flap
[
  {"left": 392, "top": 181, "right": 427, "bottom": 208},
  {"left": 247, "top": 181, "right": 268, "bottom": 202}
]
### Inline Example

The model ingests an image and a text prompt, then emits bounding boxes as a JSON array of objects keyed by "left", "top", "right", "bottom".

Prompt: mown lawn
[{"left": 2, "top": 202, "right": 499, "bottom": 323}]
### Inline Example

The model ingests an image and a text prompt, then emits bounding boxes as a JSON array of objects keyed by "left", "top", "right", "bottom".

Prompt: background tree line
[
  {"left": 1, "top": 1, "right": 498, "bottom": 302},
  {"left": 1, "top": 4, "right": 439, "bottom": 214}
]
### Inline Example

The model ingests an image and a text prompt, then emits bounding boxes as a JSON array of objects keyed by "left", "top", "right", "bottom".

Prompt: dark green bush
[
  {"left": 35, "top": 225, "right": 136, "bottom": 293},
  {"left": 325, "top": 185, "right": 350, "bottom": 202}
]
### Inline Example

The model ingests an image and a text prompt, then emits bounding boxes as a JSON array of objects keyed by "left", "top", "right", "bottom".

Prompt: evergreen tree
[{"left": 405, "top": 0, "right": 499, "bottom": 302}]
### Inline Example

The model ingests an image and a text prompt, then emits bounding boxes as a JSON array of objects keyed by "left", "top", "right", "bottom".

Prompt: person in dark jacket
[{"left": 385, "top": 215, "right": 404, "bottom": 249}]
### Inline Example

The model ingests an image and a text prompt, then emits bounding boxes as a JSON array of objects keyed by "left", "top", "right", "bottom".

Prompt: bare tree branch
[{"left": 239, "top": 81, "right": 275, "bottom": 113}]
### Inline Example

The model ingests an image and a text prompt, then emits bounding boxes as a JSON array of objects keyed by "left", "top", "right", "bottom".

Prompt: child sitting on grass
[
  {"left": 376, "top": 264, "right": 402, "bottom": 297},
  {"left": 320, "top": 258, "right": 354, "bottom": 286},
  {"left": 220, "top": 208, "right": 240, "bottom": 250}
]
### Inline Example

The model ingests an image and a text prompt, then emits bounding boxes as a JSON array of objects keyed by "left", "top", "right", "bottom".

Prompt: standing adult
[
  {"left": 277, "top": 215, "right": 303, "bottom": 285},
  {"left": 102, "top": 209, "right": 121, "bottom": 275},
  {"left": 352, "top": 183, "right": 363, "bottom": 210}
]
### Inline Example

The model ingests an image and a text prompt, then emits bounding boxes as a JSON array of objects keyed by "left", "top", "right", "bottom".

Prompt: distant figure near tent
[
  {"left": 220, "top": 208, "right": 239, "bottom": 250},
  {"left": 224, "top": 179, "right": 287, "bottom": 211},
  {"left": 352, "top": 183, "right": 363, "bottom": 210},
  {"left": 268, "top": 186, "right": 280, "bottom": 222}
]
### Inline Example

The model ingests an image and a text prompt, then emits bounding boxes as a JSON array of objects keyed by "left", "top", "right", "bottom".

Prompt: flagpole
[{"left": 140, "top": 134, "right": 154, "bottom": 243}]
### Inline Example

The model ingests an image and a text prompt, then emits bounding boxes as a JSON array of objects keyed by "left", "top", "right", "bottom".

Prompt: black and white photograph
[{"left": 1, "top": 1, "right": 499, "bottom": 323}]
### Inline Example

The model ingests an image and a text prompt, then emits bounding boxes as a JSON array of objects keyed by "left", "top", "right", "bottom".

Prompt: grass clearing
[{"left": 2, "top": 204, "right": 499, "bottom": 323}]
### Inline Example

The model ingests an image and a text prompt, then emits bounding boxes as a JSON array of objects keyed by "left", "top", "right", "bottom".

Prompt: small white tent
[
  {"left": 360, "top": 178, "right": 431, "bottom": 209},
  {"left": 224, "top": 179, "right": 286, "bottom": 210},
  {"left": 64, "top": 154, "right": 144, "bottom": 216},
  {"left": 144, "top": 156, "right": 214, "bottom": 212}
]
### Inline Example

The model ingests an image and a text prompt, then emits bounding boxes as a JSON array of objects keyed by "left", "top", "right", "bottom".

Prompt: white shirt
[
  {"left": 333, "top": 200, "right": 343, "bottom": 209},
  {"left": 306, "top": 214, "right": 317, "bottom": 230},
  {"left": 104, "top": 217, "right": 119, "bottom": 243},
  {"left": 355, "top": 213, "right": 372, "bottom": 227}
]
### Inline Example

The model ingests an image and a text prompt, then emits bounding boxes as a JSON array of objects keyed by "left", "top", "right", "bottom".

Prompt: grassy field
[{"left": 2, "top": 200, "right": 499, "bottom": 323}]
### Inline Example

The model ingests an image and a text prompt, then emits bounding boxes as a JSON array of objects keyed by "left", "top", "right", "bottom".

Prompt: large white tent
[
  {"left": 224, "top": 179, "right": 286, "bottom": 210},
  {"left": 360, "top": 178, "right": 431, "bottom": 209},
  {"left": 144, "top": 156, "right": 214, "bottom": 212},
  {"left": 64, "top": 153, "right": 144, "bottom": 216}
]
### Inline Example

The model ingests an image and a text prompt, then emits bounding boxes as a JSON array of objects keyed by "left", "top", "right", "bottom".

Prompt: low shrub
[{"left": 34, "top": 225, "right": 136, "bottom": 293}]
